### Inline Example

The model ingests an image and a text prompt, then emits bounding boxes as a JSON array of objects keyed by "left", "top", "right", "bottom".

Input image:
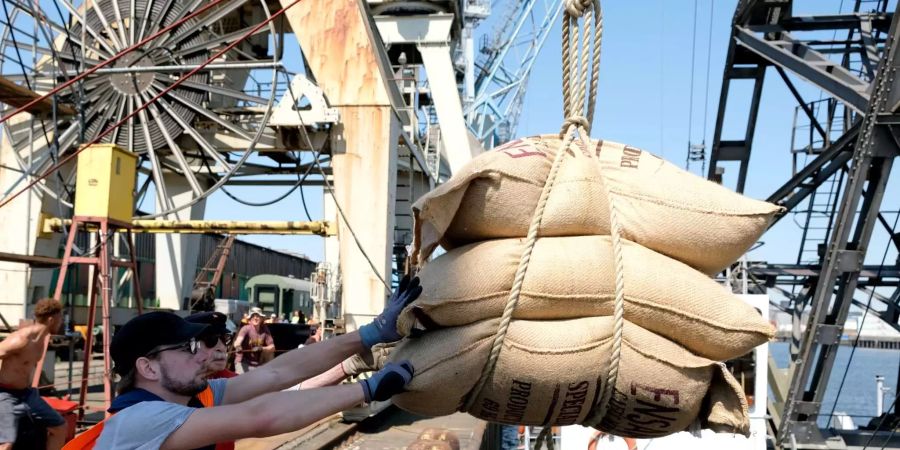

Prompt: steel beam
[
  {"left": 777, "top": 4, "right": 900, "bottom": 445},
  {"left": 766, "top": 122, "right": 858, "bottom": 219},
  {"left": 734, "top": 26, "right": 870, "bottom": 113},
  {"left": 42, "top": 217, "right": 336, "bottom": 236},
  {"left": 0, "top": 75, "right": 75, "bottom": 116},
  {"left": 0, "top": 251, "right": 62, "bottom": 268},
  {"left": 766, "top": 13, "right": 891, "bottom": 33},
  {"left": 748, "top": 264, "right": 900, "bottom": 279},
  {"left": 708, "top": 63, "right": 766, "bottom": 192}
]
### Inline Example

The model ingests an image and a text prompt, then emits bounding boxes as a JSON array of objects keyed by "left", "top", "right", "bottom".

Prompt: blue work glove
[
  {"left": 360, "top": 360, "right": 414, "bottom": 402},
  {"left": 359, "top": 275, "right": 422, "bottom": 348}
]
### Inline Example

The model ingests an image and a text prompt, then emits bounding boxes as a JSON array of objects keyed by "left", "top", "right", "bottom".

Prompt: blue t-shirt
[{"left": 95, "top": 378, "right": 228, "bottom": 449}]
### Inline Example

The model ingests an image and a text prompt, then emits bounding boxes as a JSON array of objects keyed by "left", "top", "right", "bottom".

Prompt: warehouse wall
[{"left": 51, "top": 233, "right": 316, "bottom": 308}]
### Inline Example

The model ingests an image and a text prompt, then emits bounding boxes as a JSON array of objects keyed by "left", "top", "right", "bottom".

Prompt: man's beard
[{"left": 160, "top": 365, "right": 208, "bottom": 396}]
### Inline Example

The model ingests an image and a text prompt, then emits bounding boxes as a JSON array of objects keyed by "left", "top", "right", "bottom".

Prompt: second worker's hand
[
  {"left": 358, "top": 275, "right": 423, "bottom": 348},
  {"left": 360, "top": 360, "right": 414, "bottom": 403}
]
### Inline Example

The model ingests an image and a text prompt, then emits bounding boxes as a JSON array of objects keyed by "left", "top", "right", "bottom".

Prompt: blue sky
[{"left": 203, "top": 0, "right": 898, "bottom": 269}]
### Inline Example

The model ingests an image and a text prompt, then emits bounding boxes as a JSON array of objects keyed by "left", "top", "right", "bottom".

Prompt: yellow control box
[{"left": 74, "top": 144, "right": 136, "bottom": 222}]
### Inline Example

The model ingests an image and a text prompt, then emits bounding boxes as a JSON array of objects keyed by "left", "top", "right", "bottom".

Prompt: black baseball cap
[
  {"left": 111, "top": 311, "right": 209, "bottom": 375},
  {"left": 185, "top": 311, "right": 228, "bottom": 334}
]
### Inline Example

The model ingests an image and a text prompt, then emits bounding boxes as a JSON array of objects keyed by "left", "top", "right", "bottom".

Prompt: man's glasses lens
[
  {"left": 199, "top": 333, "right": 230, "bottom": 348},
  {"left": 200, "top": 334, "right": 219, "bottom": 348},
  {"left": 147, "top": 338, "right": 198, "bottom": 357}
]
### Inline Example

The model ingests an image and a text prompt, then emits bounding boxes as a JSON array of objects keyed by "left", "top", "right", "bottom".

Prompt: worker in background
[
  {"left": 233, "top": 307, "right": 275, "bottom": 373},
  {"left": 184, "top": 312, "right": 238, "bottom": 450},
  {"left": 96, "top": 275, "right": 421, "bottom": 449},
  {"left": 185, "top": 312, "right": 237, "bottom": 379},
  {"left": 0, "top": 299, "right": 67, "bottom": 450}
]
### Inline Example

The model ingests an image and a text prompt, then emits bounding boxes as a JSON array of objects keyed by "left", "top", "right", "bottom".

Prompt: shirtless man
[{"left": 0, "top": 298, "right": 66, "bottom": 450}]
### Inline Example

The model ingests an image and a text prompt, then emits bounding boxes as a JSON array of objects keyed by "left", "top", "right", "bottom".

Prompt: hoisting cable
[
  {"left": 0, "top": 0, "right": 305, "bottom": 212},
  {"left": 862, "top": 392, "right": 900, "bottom": 449},
  {"left": 454, "top": 3, "right": 624, "bottom": 449},
  {"left": 685, "top": 0, "right": 699, "bottom": 169},
  {"left": 214, "top": 71, "right": 321, "bottom": 214},
  {"left": 282, "top": 68, "right": 392, "bottom": 293},
  {"left": 699, "top": 0, "right": 714, "bottom": 174}
]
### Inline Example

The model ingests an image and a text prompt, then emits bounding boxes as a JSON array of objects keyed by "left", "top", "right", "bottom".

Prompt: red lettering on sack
[
  {"left": 630, "top": 383, "right": 680, "bottom": 404},
  {"left": 499, "top": 140, "right": 546, "bottom": 159}
]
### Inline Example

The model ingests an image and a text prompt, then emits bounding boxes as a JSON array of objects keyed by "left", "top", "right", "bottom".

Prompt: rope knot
[
  {"left": 565, "top": 0, "right": 592, "bottom": 18},
  {"left": 560, "top": 115, "right": 590, "bottom": 137}
]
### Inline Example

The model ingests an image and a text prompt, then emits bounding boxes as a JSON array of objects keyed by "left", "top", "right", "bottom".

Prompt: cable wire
[
  {"left": 826, "top": 210, "right": 900, "bottom": 428},
  {"left": 283, "top": 71, "right": 391, "bottom": 293},
  {"left": 685, "top": 0, "right": 699, "bottom": 169},
  {"left": 861, "top": 392, "right": 900, "bottom": 449},
  {"left": 699, "top": 0, "right": 714, "bottom": 174}
]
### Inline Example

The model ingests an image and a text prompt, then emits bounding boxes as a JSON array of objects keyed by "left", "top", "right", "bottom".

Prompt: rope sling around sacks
[{"left": 455, "top": 1, "right": 620, "bottom": 447}]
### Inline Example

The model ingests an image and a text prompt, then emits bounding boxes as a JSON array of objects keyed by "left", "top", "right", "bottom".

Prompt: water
[{"left": 770, "top": 342, "right": 900, "bottom": 429}]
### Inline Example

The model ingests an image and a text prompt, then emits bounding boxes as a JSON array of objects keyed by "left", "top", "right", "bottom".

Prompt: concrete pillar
[
  {"left": 154, "top": 174, "right": 206, "bottom": 310},
  {"left": 330, "top": 108, "right": 399, "bottom": 329},
  {"left": 283, "top": 0, "right": 403, "bottom": 331}
]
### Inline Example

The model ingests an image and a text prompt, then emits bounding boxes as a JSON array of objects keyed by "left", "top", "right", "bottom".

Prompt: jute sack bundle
[
  {"left": 411, "top": 135, "right": 782, "bottom": 274},
  {"left": 390, "top": 316, "right": 750, "bottom": 438},
  {"left": 397, "top": 235, "right": 773, "bottom": 361}
]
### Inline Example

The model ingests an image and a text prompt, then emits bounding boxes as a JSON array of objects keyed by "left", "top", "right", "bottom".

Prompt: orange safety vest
[{"left": 62, "top": 387, "right": 222, "bottom": 450}]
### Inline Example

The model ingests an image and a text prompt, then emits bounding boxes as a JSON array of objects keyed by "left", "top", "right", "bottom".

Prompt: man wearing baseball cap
[{"left": 95, "top": 276, "right": 422, "bottom": 449}]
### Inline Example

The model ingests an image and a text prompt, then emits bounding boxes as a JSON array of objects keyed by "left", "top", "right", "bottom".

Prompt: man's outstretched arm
[
  {"left": 222, "top": 331, "right": 363, "bottom": 404},
  {"left": 222, "top": 276, "right": 421, "bottom": 404},
  {"left": 166, "top": 383, "right": 363, "bottom": 449},
  {"left": 162, "top": 362, "right": 413, "bottom": 449}
]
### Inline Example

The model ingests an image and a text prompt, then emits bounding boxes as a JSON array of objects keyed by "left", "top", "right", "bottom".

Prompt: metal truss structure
[
  {"left": 0, "top": 0, "right": 558, "bottom": 328},
  {"left": 709, "top": 1, "right": 900, "bottom": 448},
  {"left": 463, "top": 0, "right": 563, "bottom": 149}
]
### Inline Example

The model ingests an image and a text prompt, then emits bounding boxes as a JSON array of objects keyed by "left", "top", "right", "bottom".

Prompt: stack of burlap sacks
[{"left": 388, "top": 135, "right": 782, "bottom": 438}]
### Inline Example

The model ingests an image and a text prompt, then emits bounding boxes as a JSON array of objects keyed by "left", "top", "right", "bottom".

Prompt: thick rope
[
  {"left": 560, "top": 0, "right": 603, "bottom": 135},
  {"left": 461, "top": 123, "right": 585, "bottom": 413},
  {"left": 461, "top": 0, "right": 621, "bottom": 442},
  {"left": 582, "top": 187, "right": 626, "bottom": 428},
  {"left": 536, "top": 427, "right": 555, "bottom": 450}
]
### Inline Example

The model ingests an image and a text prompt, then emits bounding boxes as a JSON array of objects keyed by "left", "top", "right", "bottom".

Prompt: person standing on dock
[
  {"left": 0, "top": 298, "right": 67, "bottom": 450},
  {"left": 95, "top": 276, "right": 421, "bottom": 450},
  {"left": 232, "top": 307, "right": 274, "bottom": 373}
]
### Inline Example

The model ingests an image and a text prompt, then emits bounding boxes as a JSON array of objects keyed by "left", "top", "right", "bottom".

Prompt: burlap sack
[
  {"left": 398, "top": 236, "right": 773, "bottom": 361},
  {"left": 416, "top": 429, "right": 460, "bottom": 450},
  {"left": 407, "top": 441, "right": 455, "bottom": 450},
  {"left": 391, "top": 317, "right": 750, "bottom": 438},
  {"left": 411, "top": 135, "right": 782, "bottom": 275}
]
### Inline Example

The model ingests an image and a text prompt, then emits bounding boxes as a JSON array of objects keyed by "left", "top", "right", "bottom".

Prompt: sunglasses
[{"left": 146, "top": 334, "right": 224, "bottom": 357}]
